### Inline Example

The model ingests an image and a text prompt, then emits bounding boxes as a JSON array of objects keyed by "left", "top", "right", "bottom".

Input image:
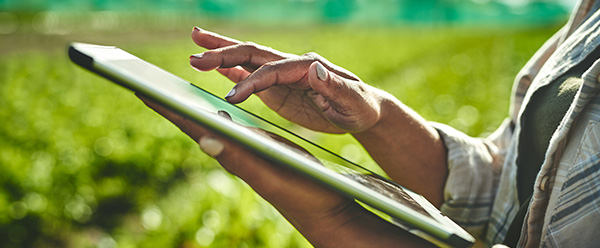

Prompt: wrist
[{"left": 349, "top": 91, "right": 447, "bottom": 206}]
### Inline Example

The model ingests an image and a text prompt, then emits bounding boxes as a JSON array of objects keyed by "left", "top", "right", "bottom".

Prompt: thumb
[
  {"left": 307, "top": 61, "right": 379, "bottom": 132},
  {"left": 308, "top": 61, "right": 343, "bottom": 100},
  {"left": 308, "top": 61, "right": 360, "bottom": 111}
]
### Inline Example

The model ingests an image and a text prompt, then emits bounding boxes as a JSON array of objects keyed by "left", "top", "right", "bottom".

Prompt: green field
[{"left": 0, "top": 24, "right": 558, "bottom": 247}]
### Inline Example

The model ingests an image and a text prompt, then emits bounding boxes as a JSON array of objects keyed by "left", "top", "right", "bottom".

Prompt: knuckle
[
  {"left": 260, "top": 61, "right": 278, "bottom": 71},
  {"left": 240, "top": 41, "right": 260, "bottom": 50},
  {"left": 302, "top": 52, "right": 320, "bottom": 59},
  {"left": 240, "top": 41, "right": 256, "bottom": 46},
  {"left": 202, "top": 50, "right": 217, "bottom": 57}
]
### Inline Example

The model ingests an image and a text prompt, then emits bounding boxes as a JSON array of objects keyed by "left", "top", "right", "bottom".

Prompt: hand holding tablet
[{"left": 69, "top": 28, "right": 474, "bottom": 247}]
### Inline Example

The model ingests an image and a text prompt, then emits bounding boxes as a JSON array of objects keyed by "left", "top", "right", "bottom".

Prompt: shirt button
[{"left": 539, "top": 175, "right": 549, "bottom": 191}]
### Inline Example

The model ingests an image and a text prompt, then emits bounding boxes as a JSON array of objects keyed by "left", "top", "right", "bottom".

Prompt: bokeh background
[{"left": 0, "top": 0, "right": 572, "bottom": 247}]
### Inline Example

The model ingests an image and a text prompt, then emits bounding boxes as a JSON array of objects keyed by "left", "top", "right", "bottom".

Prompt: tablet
[{"left": 68, "top": 42, "right": 475, "bottom": 248}]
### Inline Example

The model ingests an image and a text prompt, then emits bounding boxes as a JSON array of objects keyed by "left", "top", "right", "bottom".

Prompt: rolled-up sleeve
[{"left": 431, "top": 119, "right": 513, "bottom": 237}]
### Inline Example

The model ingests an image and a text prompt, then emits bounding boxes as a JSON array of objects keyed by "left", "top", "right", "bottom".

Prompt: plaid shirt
[{"left": 434, "top": 0, "right": 600, "bottom": 247}]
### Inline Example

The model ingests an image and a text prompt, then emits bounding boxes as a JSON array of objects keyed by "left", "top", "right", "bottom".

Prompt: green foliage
[{"left": 0, "top": 25, "right": 556, "bottom": 247}]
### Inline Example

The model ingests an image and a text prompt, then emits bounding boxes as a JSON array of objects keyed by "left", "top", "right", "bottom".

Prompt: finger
[
  {"left": 302, "top": 52, "right": 361, "bottom": 81},
  {"left": 190, "top": 42, "right": 294, "bottom": 72},
  {"left": 137, "top": 94, "right": 185, "bottom": 126},
  {"left": 139, "top": 93, "right": 278, "bottom": 178},
  {"left": 308, "top": 61, "right": 359, "bottom": 105},
  {"left": 307, "top": 62, "right": 360, "bottom": 115},
  {"left": 198, "top": 136, "right": 225, "bottom": 157},
  {"left": 191, "top": 26, "right": 241, "bottom": 49},
  {"left": 216, "top": 67, "right": 251, "bottom": 83},
  {"left": 137, "top": 93, "right": 208, "bottom": 141},
  {"left": 308, "top": 62, "right": 335, "bottom": 99},
  {"left": 223, "top": 58, "right": 314, "bottom": 104},
  {"left": 213, "top": 136, "right": 346, "bottom": 213},
  {"left": 217, "top": 110, "right": 233, "bottom": 120}
]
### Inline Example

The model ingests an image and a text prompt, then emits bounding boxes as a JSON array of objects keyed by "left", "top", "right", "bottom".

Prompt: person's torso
[{"left": 484, "top": 1, "right": 600, "bottom": 246}]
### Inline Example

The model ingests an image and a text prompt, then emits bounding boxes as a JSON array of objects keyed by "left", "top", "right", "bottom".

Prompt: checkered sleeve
[{"left": 431, "top": 119, "right": 512, "bottom": 238}]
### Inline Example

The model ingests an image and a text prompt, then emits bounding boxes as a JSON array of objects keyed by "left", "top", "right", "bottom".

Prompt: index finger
[{"left": 192, "top": 26, "right": 241, "bottom": 49}]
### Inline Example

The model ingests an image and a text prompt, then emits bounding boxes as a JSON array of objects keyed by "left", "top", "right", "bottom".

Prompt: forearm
[{"left": 352, "top": 89, "right": 448, "bottom": 207}]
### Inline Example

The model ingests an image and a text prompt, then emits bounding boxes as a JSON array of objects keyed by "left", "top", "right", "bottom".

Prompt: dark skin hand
[
  {"left": 138, "top": 97, "right": 433, "bottom": 247},
  {"left": 189, "top": 27, "right": 448, "bottom": 207},
  {"left": 139, "top": 27, "right": 449, "bottom": 247},
  {"left": 189, "top": 31, "right": 380, "bottom": 134}
]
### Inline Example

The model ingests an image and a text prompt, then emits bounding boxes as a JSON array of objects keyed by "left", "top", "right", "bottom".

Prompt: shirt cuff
[{"left": 430, "top": 122, "right": 499, "bottom": 237}]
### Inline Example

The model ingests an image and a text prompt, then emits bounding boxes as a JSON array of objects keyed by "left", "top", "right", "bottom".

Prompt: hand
[
  {"left": 189, "top": 27, "right": 383, "bottom": 134},
  {"left": 189, "top": 27, "right": 448, "bottom": 208},
  {"left": 138, "top": 95, "right": 433, "bottom": 247}
]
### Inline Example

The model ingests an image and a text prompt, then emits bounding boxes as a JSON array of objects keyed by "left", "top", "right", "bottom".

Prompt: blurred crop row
[{"left": 0, "top": 8, "right": 562, "bottom": 247}]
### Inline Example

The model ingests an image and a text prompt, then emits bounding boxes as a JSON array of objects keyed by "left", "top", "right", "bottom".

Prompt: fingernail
[
  {"left": 225, "top": 87, "right": 236, "bottom": 98},
  {"left": 199, "top": 137, "right": 224, "bottom": 157},
  {"left": 193, "top": 26, "right": 203, "bottom": 32},
  {"left": 190, "top": 53, "right": 204, "bottom": 59},
  {"left": 316, "top": 63, "right": 328, "bottom": 81},
  {"left": 217, "top": 110, "right": 232, "bottom": 120}
]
